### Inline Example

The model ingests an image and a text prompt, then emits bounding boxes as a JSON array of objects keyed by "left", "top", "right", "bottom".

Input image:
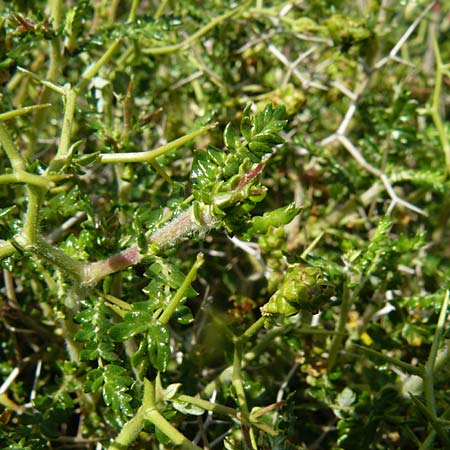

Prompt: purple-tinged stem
[{"left": 82, "top": 206, "right": 217, "bottom": 285}]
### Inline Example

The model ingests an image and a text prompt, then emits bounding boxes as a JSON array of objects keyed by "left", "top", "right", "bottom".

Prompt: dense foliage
[{"left": 0, "top": 1, "right": 449, "bottom": 449}]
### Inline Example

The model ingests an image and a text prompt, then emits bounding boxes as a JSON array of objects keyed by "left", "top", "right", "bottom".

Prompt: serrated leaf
[
  {"left": 252, "top": 132, "right": 284, "bottom": 144},
  {"left": 102, "top": 364, "right": 134, "bottom": 417},
  {"left": 168, "top": 269, "right": 198, "bottom": 297},
  {"left": 74, "top": 328, "right": 95, "bottom": 342},
  {"left": 243, "top": 203, "right": 301, "bottom": 239},
  {"left": 109, "top": 321, "right": 149, "bottom": 341},
  {"left": 240, "top": 105, "right": 253, "bottom": 140},
  {"left": 147, "top": 323, "right": 170, "bottom": 372},
  {"left": 223, "top": 123, "right": 239, "bottom": 149},
  {"left": 164, "top": 383, "right": 182, "bottom": 399},
  {"left": 172, "top": 400, "right": 205, "bottom": 416},
  {"left": 253, "top": 104, "right": 287, "bottom": 135},
  {"left": 172, "top": 305, "right": 194, "bottom": 325},
  {"left": 336, "top": 387, "right": 356, "bottom": 408},
  {"left": 190, "top": 148, "right": 220, "bottom": 189},
  {"left": 130, "top": 338, "right": 149, "bottom": 376},
  {"left": 359, "top": 216, "right": 392, "bottom": 276},
  {"left": 73, "top": 151, "right": 100, "bottom": 166},
  {"left": 80, "top": 346, "right": 99, "bottom": 361},
  {"left": 84, "top": 368, "right": 103, "bottom": 393},
  {"left": 207, "top": 146, "right": 226, "bottom": 166},
  {"left": 97, "top": 342, "right": 118, "bottom": 361},
  {"left": 248, "top": 141, "right": 272, "bottom": 155}
]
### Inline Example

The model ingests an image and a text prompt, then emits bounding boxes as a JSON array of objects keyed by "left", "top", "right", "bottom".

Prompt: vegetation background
[{"left": 0, "top": 0, "right": 449, "bottom": 449}]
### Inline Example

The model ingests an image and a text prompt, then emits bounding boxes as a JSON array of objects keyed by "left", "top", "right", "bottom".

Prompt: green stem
[
  {"left": 48, "top": 38, "right": 62, "bottom": 83},
  {"left": 0, "top": 122, "right": 26, "bottom": 171},
  {"left": 240, "top": 316, "right": 265, "bottom": 341},
  {"left": 60, "top": 309, "right": 83, "bottom": 363},
  {"left": 232, "top": 341, "right": 257, "bottom": 449},
  {"left": 26, "top": 236, "right": 85, "bottom": 283},
  {"left": 176, "top": 394, "right": 238, "bottom": 418},
  {"left": 423, "top": 290, "right": 449, "bottom": 416},
  {"left": 430, "top": 33, "right": 450, "bottom": 174},
  {"left": 159, "top": 253, "right": 204, "bottom": 324},
  {"left": 154, "top": 0, "right": 169, "bottom": 19},
  {"left": 350, "top": 343, "right": 423, "bottom": 376},
  {"left": 80, "top": 38, "right": 122, "bottom": 85},
  {"left": 0, "top": 104, "right": 52, "bottom": 121},
  {"left": 108, "top": 378, "right": 155, "bottom": 450},
  {"left": 327, "top": 280, "right": 357, "bottom": 371},
  {"left": 143, "top": 1, "right": 251, "bottom": 55},
  {"left": 0, "top": 171, "right": 54, "bottom": 188},
  {"left": 109, "top": 379, "right": 202, "bottom": 450},
  {"left": 50, "top": 0, "right": 64, "bottom": 28},
  {"left": 22, "top": 187, "right": 44, "bottom": 244},
  {"left": 98, "top": 123, "right": 217, "bottom": 164},
  {"left": 25, "top": 0, "right": 62, "bottom": 159},
  {"left": 109, "top": 410, "right": 147, "bottom": 448},
  {"left": 410, "top": 395, "right": 450, "bottom": 448},
  {"left": 47, "top": 87, "right": 77, "bottom": 173},
  {"left": 419, "top": 407, "right": 450, "bottom": 450},
  {"left": 0, "top": 241, "right": 16, "bottom": 260},
  {"left": 202, "top": 326, "right": 287, "bottom": 398},
  {"left": 145, "top": 408, "right": 202, "bottom": 449},
  {"left": 17, "top": 67, "right": 65, "bottom": 94},
  {"left": 128, "top": 0, "right": 140, "bottom": 22}
]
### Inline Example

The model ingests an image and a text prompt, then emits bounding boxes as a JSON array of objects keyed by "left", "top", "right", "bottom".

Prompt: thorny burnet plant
[{"left": 0, "top": 1, "right": 449, "bottom": 449}]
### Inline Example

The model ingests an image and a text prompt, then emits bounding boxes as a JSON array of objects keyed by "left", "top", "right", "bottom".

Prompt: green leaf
[
  {"left": 240, "top": 104, "right": 253, "bottom": 140},
  {"left": 336, "top": 387, "right": 356, "bottom": 408},
  {"left": 155, "top": 426, "right": 172, "bottom": 445},
  {"left": 172, "top": 400, "right": 205, "bottom": 416},
  {"left": 102, "top": 364, "right": 134, "bottom": 417},
  {"left": 243, "top": 203, "right": 301, "bottom": 240},
  {"left": 0, "top": 205, "right": 15, "bottom": 219},
  {"left": 73, "top": 151, "right": 100, "bottom": 166},
  {"left": 223, "top": 123, "right": 239, "bottom": 149},
  {"left": 147, "top": 322, "right": 170, "bottom": 372},
  {"left": 248, "top": 141, "right": 272, "bottom": 155},
  {"left": 109, "top": 321, "right": 149, "bottom": 341},
  {"left": 190, "top": 148, "right": 220, "bottom": 190},
  {"left": 84, "top": 368, "right": 104, "bottom": 393},
  {"left": 172, "top": 305, "right": 194, "bottom": 325},
  {"left": 164, "top": 383, "right": 182, "bottom": 399},
  {"left": 74, "top": 328, "right": 95, "bottom": 342}
]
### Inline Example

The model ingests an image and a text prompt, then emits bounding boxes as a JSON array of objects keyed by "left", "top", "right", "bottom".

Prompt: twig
[
  {"left": 267, "top": 44, "right": 327, "bottom": 90},
  {"left": 322, "top": 134, "right": 427, "bottom": 217},
  {"left": 374, "top": 2, "right": 436, "bottom": 69},
  {"left": 272, "top": 361, "right": 300, "bottom": 425}
]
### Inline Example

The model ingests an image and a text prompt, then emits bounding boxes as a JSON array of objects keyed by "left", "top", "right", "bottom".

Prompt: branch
[
  {"left": 98, "top": 124, "right": 217, "bottom": 164},
  {"left": 82, "top": 206, "right": 218, "bottom": 285}
]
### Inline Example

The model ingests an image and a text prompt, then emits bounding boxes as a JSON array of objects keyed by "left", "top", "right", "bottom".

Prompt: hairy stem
[{"left": 82, "top": 206, "right": 218, "bottom": 285}]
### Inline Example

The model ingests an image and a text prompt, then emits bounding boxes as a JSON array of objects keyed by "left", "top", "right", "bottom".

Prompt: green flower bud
[{"left": 261, "top": 265, "right": 334, "bottom": 316}]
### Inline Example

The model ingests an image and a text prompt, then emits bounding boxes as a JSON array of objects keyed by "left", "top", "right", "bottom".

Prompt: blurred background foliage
[{"left": 0, "top": 0, "right": 449, "bottom": 449}]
